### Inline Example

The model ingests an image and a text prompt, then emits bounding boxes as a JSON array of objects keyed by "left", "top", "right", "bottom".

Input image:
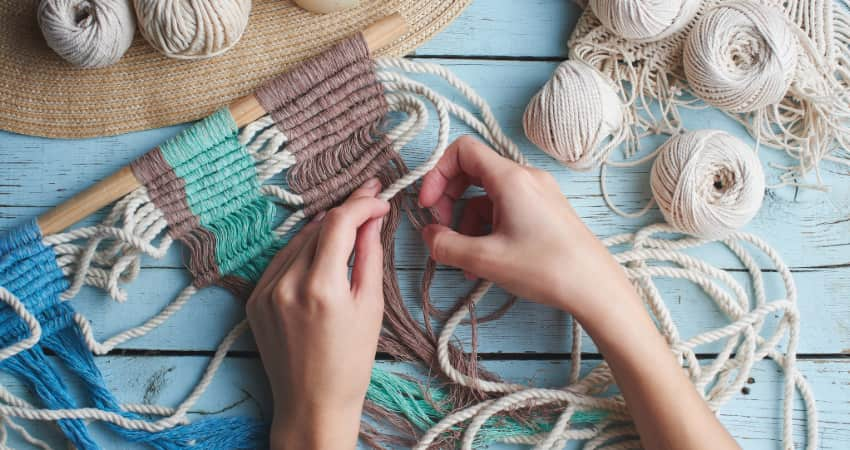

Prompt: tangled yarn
[
  {"left": 37, "top": 0, "right": 136, "bottom": 68},
  {"left": 133, "top": 0, "right": 252, "bottom": 60},
  {"left": 523, "top": 60, "right": 627, "bottom": 171},
  {"left": 415, "top": 223, "right": 818, "bottom": 450},
  {"left": 650, "top": 129, "right": 765, "bottom": 239},
  {"left": 683, "top": 0, "right": 798, "bottom": 113},
  {"left": 588, "top": 0, "right": 701, "bottom": 42}
]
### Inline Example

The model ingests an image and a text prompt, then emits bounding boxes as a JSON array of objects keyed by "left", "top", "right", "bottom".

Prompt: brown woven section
[
  {"left": 0, "top": 0, "right": 471, "bottom": 138},
  {"left": 130, "top": 147, "right": 223, "bottom": 288},
  {"left": 130, "top": 149, "right": 198, "bottom": 238},
  {"left": 255, "top": 34, "right": 394, "bottom": 217}
]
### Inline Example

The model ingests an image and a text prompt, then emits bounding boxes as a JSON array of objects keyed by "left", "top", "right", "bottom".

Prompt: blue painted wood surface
[{"left": 0, "top": 1, "right": 848, "bottom": 448}]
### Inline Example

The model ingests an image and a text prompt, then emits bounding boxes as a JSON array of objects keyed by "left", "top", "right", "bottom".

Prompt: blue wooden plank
[
  {"left": 0, "top": 357, "right": 845, "bottom": 449},
  {"left": 415, "top": 0, "right": 578, "bottom": 58},
  {"left": 1, "top": 60, "right": 848, "bottom": 271},
  {"left": 59, "top": 265, "right": 850, "bottom": 354}
]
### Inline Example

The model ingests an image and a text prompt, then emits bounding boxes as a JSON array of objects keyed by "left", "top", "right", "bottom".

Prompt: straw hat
[{"left": 0, "top": 0, "right": 470, "bottom": 138}]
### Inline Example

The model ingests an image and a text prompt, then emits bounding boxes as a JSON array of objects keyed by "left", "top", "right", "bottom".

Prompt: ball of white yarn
[
  {"left": 523, "top": 60, "right": 624, "bottom": 170},
  {"left": 133, "top": 0, "right": 251, "bottom": 60},
  {"left": 651, "top": 130, "right": 765, "bottom": 239},
  {"left": 38, "top": 0, "right": 136, "bottom": 68},
  {"left": 588, "top": 0, "right": 701, "bottom": 42},
  {"left": 683, "top": 1, "right": 797, "bottom": 113}
]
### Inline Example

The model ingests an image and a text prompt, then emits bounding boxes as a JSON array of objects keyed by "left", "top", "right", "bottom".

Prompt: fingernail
[
  {"left": 311, "top": 211, "right": 326, "bottom": 223},
  {"left": 366, "top": 178, "right": 380, "bottom": 189}
]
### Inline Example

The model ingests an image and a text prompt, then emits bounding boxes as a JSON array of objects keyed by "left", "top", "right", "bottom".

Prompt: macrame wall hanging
[{"left": 0, "top": 11, "right": 821, "bottom": 450}]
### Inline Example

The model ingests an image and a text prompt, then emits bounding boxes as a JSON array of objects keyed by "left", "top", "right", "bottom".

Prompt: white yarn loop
[
  {"left": 133, "top": 0, "right": 251, "bottom": 60},
  {"left": 418, "top": 223, "right": 817, "bottom": 450},
  {"left": 0, "top": 288, "right": 42, "bottom": 362},
  {"left": 38, "top": 0, "right": 136, "bottom": 68},
  {"left": 523, "top": 60, "right": 628, "bottom": 170},
  {"left": 589, "top": 0, "right": 701, "bottom": 42},
  {"left": 683, "top": 1, "right": 799, "bottom": 113}
]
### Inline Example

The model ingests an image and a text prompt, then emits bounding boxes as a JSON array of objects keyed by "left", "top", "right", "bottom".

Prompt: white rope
[
  {"left": 417, "top": 223, "right": 818, "bottom": 449},
  {"left": 0, "top": 288, "right": 41, "bottom": 362},
  {"left": 73, "top": 284, "right": 199, "bottom": 355},
  {"left": 0, "top": 320, "right": 247, "bottom": 433}
]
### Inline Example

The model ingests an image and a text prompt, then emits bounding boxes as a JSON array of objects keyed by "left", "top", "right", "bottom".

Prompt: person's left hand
[{"left": 246, "top": 178, "right": 389, "bottom": 450}]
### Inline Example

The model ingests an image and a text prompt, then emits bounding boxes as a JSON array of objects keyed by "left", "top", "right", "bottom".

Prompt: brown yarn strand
[{"left": 251, "top": 33, "right": 544, "bottom": 446}]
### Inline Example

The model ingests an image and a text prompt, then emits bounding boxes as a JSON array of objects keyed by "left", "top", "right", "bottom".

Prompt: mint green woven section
[
  {"left": 367, "top": 366, "right": 607, "bottom": 446},
  {"left": 154, "top": 109, "right": 604, "bottom": 444},
  {"left": 158, "top": 108, "right": 278, "bottom": 280}
]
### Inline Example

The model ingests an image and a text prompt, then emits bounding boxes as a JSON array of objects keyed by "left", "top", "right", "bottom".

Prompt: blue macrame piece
[{"left": 0, "top": 221, "right": 268, "bottom": 449}]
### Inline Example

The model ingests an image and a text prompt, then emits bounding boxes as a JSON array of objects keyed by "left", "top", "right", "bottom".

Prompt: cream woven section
[{"left": 0, "top": 0, "right": 470, "bottom": 138}]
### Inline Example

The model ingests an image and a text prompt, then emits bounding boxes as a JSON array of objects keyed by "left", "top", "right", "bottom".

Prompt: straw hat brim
[{"left": 0, "top": 0, "right": 471, "bottom": 138}]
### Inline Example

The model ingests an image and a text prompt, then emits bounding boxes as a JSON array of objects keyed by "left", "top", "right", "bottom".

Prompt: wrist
[{"left": 271, "top": 403, "right": 362, "bottom": 450}]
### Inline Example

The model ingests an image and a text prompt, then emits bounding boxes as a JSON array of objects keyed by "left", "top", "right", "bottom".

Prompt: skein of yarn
[
  {"left": 650, "top": 129, "right": 765, "bottom": 239},
  {"left": 523, "top": 60, "right": 626, "bottom": 171},
  {"left": 133, "top": 0, "right": 252, "bottom": 60},
  {"left": 683, "top": 1, "right": 798, "bottom": 113},
  {"left": 38, "top": 0, "right": 136, "bottom": 68},
  {"left": 587, "top": 0, "right": 701, "bottom": 42}
]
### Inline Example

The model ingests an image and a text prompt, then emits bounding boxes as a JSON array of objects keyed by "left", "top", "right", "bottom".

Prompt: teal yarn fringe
[{"left": 367, "top": 366, "right": 608, "bottom": 446}]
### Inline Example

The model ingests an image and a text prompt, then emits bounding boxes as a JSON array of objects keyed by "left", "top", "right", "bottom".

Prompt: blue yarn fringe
[{"left": 0, "top": 221, "right": 268, "bottom": 449}]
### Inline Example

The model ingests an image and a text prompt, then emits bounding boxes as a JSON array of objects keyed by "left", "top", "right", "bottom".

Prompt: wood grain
[
  {"left": 0, "top": 2, "right": 847, "bottom": 448},
  {"left": 0, "top": 357, "right": 845, "bottom": 449}
]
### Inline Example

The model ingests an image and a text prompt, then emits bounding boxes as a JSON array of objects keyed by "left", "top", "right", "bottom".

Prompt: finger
[
  {"left": 314, "top": 196, "right": 390, "bottom": 281},
  {"left": 419, "top": 136, "right": 515, "bottom": 208},
  {"left": 351, "top": 217, "right": 384, "bottom": 302},
  {"left": 279, "top": 228, "right": 321, "bottom": 295},
  {"left": 350, "top": 177, "right": 383, "bottom": 199},
  {"left": 431, "top": 195, "right": 455, "bottom": 226},
  {"left": 422, "top": 224, "right": 503, "bottom": 278},
  {"left": 248, "top": 219, "right": 321, "bottom": 304},
  {"left": 458, "top": 196, "right": 493, "bottom": 237},
  {"left": 427, "top": 175, "right": 477, "bottom": 226},
  {"left": 456, "top": 197, "right": 494, "bottom": 279}
]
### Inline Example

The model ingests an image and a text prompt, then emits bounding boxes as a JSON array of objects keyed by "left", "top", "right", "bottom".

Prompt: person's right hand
[
  {"left": 420, "top": 136, "right": 743, "bottom": 450},
  {"left": 418, "top": 136, "right": 634, "bottom": 321}
]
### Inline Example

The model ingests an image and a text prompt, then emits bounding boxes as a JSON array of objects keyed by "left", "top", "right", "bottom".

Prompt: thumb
[{"left": 422, "top": 224, "right": 500, "bottom": 276}]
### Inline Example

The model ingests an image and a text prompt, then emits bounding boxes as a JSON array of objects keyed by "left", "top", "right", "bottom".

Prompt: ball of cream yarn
[
  {"left": 683, "top": 1, "right": 798, "bottom": 113},
  {"left": 650, "top": 130, "right": 765, "bottom": 239},
  {"left": 523, "top": 60, "right": 625, "bottom": 170},
  {"left": 588, "top": 0, "right": 701, "bottom": 42},
  {"left": 38, "top": 0, "right": 136, "bottom": 68},
  {"left": 133, "top": 0, "right": 251, "bottom": 59}
]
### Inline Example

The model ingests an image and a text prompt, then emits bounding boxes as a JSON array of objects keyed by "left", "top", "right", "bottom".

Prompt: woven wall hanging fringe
[
  {"left": 0, "top": 33, "right": 820, "bottom": 450},
  {"left": 0, "top": 34, "right": 590, "bottom": 449},
  {"left": 568, "top": 0, "right": 850, "bottom": 190}
]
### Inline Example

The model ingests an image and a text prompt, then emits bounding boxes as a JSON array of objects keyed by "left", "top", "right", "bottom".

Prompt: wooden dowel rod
[
  {"left": 362, "top": 12, "right": 407, "bottom": 55},
  {"left": 228, "top": 13, "right": 407, "bottom": 128},
  {"left": 36, "top": 13, "right": 408, "bottom": 236},
  {"left": 37, "top": 167, "right": 140, "bottom": 235}
]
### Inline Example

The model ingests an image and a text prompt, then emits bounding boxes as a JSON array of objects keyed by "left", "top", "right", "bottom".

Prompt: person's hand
[
  {"left": 418, "top": 136, "right": 634, "bottom": 321},
  {"left": 246, "top": 179, "right": 389, "bottom": 450},
  {"left": 419, "top": 137, "right": 742, "bottom": 450}
]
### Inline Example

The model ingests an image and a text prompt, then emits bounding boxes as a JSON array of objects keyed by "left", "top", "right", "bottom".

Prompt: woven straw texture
[{"left": 0, "top": 0, "right": 470, "bottom": 138}]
